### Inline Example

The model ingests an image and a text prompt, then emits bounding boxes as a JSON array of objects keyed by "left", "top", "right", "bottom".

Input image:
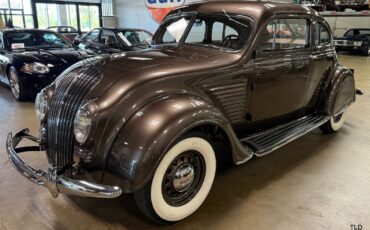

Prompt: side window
[
  {"left": 314, "top": 23, "right": 332, "bottom": 47},
  {"left": 99, "top": 29, "right": 119, "bottom": 47},
  {"left": 185, "top": 19, "right": 206, "bottom": 43},
  {"left": 212, "top": 21, "right": 238, "bottom": 44},
  {"left": 83, "top": 29, "right": 99, "bottom": 43},
  {"left": 259, "top": 18, "right": 309, "bottom": 50}
]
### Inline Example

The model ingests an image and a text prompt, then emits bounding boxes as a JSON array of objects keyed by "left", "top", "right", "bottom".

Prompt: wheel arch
[
  {"left": 321, "top": 65, "right": 356, "bottom": 116},
  {"left": 103, "top": 94, "right": 249, "bottom": 193}
]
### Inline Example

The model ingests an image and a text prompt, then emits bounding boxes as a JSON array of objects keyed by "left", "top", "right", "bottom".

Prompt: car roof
[
  {"left": 1, "top": 28, "right": 55, "bottom": 33},
  {"left": 47, "top": 26, "right": 75, "bottom": 28},
  {"left": 169, "top": 1, "right": 319, "bottom": 22},
  {"left": 93, "top": 27, "right": 151, "bottom": 32},
  {"left": 346, "top": 28, "right": 370, "bottom": 31}
]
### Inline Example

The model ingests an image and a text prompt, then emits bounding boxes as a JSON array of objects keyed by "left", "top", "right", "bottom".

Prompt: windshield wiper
[{"left": 38, "top": 49, "right": 68, "bottom": 64}]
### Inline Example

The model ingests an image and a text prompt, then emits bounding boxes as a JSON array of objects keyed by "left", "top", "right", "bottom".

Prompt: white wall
[
  {"left": 113, "top": 0, "right": 160, "bottom": 33},
  {"left": 325, "top": 16, "right": 370, "bottom": 36}
]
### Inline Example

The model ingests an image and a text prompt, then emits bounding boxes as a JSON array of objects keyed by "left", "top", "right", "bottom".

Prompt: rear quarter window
[{"left": 259, "top": 18, "right": 309, "bottom": 51}]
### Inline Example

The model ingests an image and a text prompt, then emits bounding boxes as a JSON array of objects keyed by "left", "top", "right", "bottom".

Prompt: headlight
[
  {"left": 35, "top": 91, "right": 48, "bottom": 121},
  {"left": 21, "top": 62, "right": 50, "bottom": 74},
  {"left": 354, "top": 41, "right": 363, "bottom": 46},
  {"left": 74, "top": 106, "right": 92, "bottom": 144}
]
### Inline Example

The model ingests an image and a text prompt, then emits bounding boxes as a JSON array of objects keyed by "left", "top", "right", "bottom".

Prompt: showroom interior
[{"left": 0, "top": 0, "right": 369, "bottom": 229}]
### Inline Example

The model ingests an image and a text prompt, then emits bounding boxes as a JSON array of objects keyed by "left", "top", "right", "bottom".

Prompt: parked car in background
[
  {"left": 0, "top": 29, "right": 94, "bottom": 101},
  {"left": 334, "top": 28, "right": 370, "bottom": 56},
  {"left": 47, "top": 26, "right": 80, "bottom": 42},
  {"left": 75, "top": 27, "right": 153, "bottom": 54},
  {"left": 6, "top": 1, "right": 356, "bottom": 224}
]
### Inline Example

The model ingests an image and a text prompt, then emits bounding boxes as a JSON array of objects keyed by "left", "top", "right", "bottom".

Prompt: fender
[
  {"left": 322, "top": 65, "right": 356, "bottom": 115},
  {"left": 104, "top": 94, "right": 252, "bottom": 193}
]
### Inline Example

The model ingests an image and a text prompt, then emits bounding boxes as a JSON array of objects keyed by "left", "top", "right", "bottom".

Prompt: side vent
[{"left": 203, "top": 79, "right": 247, "bottom": 123}]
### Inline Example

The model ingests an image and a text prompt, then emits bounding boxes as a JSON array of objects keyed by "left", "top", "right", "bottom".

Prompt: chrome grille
[{"left": 47, "top": 60, "right": 102, "bottom": 169}]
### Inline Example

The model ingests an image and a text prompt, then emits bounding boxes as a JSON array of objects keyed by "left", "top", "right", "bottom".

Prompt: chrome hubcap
[
  {"left": 172, "top": 163, "right": 195, "bottom": 192},
  {"left": 9, "top": 70, "right": 20, "bottom": 98},
  {"left": 162, "top": 151, "right": 205, "bottom": 206}
]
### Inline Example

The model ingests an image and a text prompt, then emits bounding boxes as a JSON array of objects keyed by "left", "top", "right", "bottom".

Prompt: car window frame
[
  {"left": 257, "top": 16, "right": 311, "bottom": 53},
  {"left": 314, "top": 21, "right": 333, "bottom": 49}
]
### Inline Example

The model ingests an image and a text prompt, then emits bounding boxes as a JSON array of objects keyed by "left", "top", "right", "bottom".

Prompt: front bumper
[{"left": 6, "top": 129, "right": 122, "bottom": 198}]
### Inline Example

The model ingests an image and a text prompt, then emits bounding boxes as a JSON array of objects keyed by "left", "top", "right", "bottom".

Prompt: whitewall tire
[
  {"left": 135, "top": 134, "right": 216, "bottom": 223},
  {"left": 320, "top": 111, "right": 347, "bottom": 133}
]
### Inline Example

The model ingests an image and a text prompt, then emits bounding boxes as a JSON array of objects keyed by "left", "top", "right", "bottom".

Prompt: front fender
[
  {"left": 104, "top": 94, "right": 248, "bottom": 193},
  {"left": 323, "top": 66, "right": 356, "bottom": 115}
]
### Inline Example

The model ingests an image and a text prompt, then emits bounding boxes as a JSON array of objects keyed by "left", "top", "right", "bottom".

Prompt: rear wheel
[
  {"left": 320, "top": 111, "right": 347, "bottom": 133},
  {"left": 8, "top": 66, "right": 27, "bottom": 101},
  {"left": 134, "top": 133, "right": 216, "bottom": 223}
]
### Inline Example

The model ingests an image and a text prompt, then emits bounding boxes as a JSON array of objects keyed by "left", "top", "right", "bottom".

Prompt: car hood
[
  {"left": 13, "top": 48, "right": 93, "bottom": 67},
  {"left": 335, "top": 34, "right": 370, "bottom": 41},
  {"left": 91, "top": 45, "right": 240, "bottom": 98}
]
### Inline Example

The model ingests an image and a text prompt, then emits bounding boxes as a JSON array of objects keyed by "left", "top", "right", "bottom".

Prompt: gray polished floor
[{"left": 0, "top": 54, "right": 369, "bottom": 230}]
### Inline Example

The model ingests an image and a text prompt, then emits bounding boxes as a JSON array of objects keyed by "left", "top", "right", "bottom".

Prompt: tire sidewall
[
  {"left": 150, "top": 137, "right": 216, "bottom": 222},
  {"left": 329, "top": 111, "right": 347, "bottom": 131},
  {"left": 8, "top": 66, "right": 23, "bottom": 101}
]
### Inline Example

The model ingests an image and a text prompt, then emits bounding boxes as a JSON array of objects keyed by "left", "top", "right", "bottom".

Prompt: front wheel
[
  {"left": 8, "top": 66, "right": 27, "bottom": 101},
  {"left": 320, "top": 111, "right": 347, "bottom": 133},
  {"left": 134, "top": 133, "right": 216, "bottom": 223}
]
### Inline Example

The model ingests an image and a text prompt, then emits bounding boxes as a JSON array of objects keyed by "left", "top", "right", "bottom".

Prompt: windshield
[
  {"left": 153, "top": 13, "right": 253, "bottom": 51},
  {"left": 5, "top": 31, "right": 73, "bottom": 50},
  {"left": 117, "top": 30, "right": 153, "bottom": 47}
]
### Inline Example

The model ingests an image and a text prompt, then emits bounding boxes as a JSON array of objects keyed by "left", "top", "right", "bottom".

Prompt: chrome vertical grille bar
[{"left": 47, "top": 58, "right": 103, "bottom": 170}]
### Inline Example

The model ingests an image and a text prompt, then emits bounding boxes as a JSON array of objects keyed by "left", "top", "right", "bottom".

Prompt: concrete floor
[{"left": 0, "top": 54, "right": 369, "bottom": 230}]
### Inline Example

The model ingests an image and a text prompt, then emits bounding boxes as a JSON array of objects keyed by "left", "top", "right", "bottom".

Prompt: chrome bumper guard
[{"left": 6, "top": 129, "right": 122, "bottom": 199}]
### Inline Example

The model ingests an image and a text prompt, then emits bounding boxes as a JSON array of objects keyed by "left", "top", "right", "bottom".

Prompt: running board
[{"left": 240, "top": 115, "right": 329, "bottom": 157}]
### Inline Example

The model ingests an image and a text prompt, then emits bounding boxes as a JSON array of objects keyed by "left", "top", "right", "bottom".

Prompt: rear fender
[{"left": 322, "top": 66, "right": 355, "bottom": 115}]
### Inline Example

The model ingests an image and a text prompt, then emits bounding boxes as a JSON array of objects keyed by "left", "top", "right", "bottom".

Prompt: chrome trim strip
[{"left": 6, "top": 129, "right": 122, "bottom": 199}]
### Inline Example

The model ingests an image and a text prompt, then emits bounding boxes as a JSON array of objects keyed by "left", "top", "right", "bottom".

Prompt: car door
[
  {"left": 78, "top": 29, "right": 101, "bottom": 51},
  {"left": 249, "top": 17, "right": 312, "bottom": 123},
  {"left": 305, "top": 21, "right": 336, "bottom": 107}
]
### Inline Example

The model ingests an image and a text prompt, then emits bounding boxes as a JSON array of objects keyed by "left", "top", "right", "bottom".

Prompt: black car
[
  {"left": 0, "top": 29, "right": 94, "bottom": 101},
  {"left": 75, "top": 27, "right": 153, "bottom": 54},
  {"left": 334, "top": 28, "right": 370, "bottom": 56},
  {"left": 47, "top": 26, "right": 80, "bottom": 42}
]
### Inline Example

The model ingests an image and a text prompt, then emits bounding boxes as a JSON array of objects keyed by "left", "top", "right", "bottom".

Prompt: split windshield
[
  {"left": 5, "top": 31, "right": 73, "bottom": 50},
  {"left": 153, "top": 13, "right": 253, "bottom": 51}
]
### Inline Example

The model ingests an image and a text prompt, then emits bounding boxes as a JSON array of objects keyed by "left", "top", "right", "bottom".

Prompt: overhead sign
[{"left": 145, "top": 0, "right": 186, "bottom": 23}]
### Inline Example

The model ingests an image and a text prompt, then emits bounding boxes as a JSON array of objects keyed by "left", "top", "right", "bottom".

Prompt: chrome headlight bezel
[
  {"left": 21, "top": 62, "right": 50, "bottom": 74},
  {"left": 73, "top": 102, "right": 98, "bottom": 145},
  {"left": 35, "top": 90, "right": 49, "bottom": 122}
]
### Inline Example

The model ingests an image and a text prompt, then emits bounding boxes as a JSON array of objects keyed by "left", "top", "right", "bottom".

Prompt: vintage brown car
[{"left": 7, "top": 1, "right": 355, "bottom": 223}]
